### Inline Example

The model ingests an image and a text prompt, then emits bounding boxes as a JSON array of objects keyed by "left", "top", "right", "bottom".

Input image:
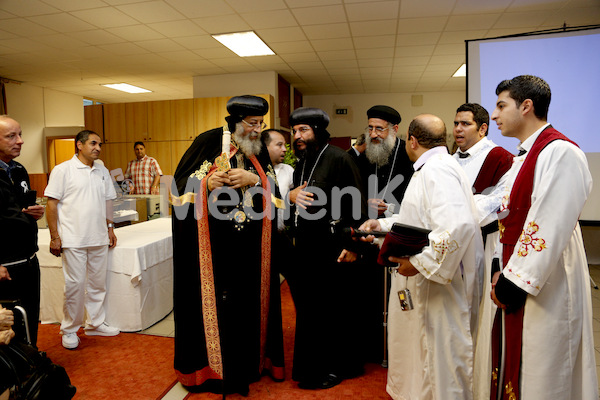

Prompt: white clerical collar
[
  {"left": 517, "top": 123, "right": 550, "bottom": 155},
  {"left": 413, "top": 146, "right": 448, "bottom": 171},
  {"left": 457, "top": 136, "right": 493, "bottom": 158}
]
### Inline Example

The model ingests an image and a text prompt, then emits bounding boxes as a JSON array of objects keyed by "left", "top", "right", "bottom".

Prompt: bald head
[
  {"left": 407, "top": 114, "right": 447, "bottom": 149},
  {"left": 0, "top": 115, "right": 23, "bottom": 163}
]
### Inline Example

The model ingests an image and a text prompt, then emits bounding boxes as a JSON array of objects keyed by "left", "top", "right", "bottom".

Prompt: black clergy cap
[
  {"left": 226, "top": 95, "right": 269, "bottom": 118},
  {"left": 289, "top": 107, "right": 330, "bottom": 130},
  {"left": 367, "top": 105, "right": 401, "bottom": 125}
]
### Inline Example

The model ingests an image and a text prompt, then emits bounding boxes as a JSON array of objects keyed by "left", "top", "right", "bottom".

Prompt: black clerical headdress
[
  {"left": 367, "top": 105, "right": 401, "bottom": 125},
  {"left": 289, "top": 107, "right": 330, "bottom": 143},
  {"left": 225, "top": 95, "right": 269, "bottom": 131}
]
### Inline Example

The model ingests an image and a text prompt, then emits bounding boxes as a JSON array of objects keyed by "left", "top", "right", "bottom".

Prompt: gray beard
[
  {"left": 365, "top": 134, "right": 396, "bottom": 166},
  {"left": 233, "top": 123, "right": 262, "bottom": 156}
]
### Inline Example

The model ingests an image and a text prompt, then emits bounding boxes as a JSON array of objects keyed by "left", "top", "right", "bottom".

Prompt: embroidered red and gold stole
[
  {"left": 184, "top": 146, "right": 273, "bottom": 384},
  {"left": 491, "top": 126, "right": 575, "bottom": 400}
]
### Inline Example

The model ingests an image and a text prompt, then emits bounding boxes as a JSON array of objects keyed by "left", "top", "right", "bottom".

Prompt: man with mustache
[
  {"left": 171, "top": 95, "right": 285, "bottom": 396},
  {"left": 358, "top": 106, "right": 413, "bottom": 365},
  {"left": 287, "top": 107, "right": 367, "bottom": 390},
  {"left": 451, "top": 103, "right": 513, "bottom": 399},
  {"left": 45, "top": 130, "right": 119, "bottom": 350},
  {"left": 362, "top": 105, "right": 413, "bottom": 219}
]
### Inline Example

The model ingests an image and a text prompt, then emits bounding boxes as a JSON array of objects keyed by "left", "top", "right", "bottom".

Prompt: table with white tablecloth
[{"left": 37, "top": 217, "right": 173, "bottom": 332}]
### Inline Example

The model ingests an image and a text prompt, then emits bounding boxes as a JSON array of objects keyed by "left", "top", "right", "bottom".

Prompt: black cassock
[
  {"left": 357, "top": 138, "right": 414, "bottom": 364},
  {"left": 171, "top": 127, "right": 284, "bottom": 396},
  {"left": 287, "top": 143, "right": 368, "bottom": 384}
]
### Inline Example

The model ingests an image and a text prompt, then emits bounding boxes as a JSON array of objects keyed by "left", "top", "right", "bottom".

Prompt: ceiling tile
[
  {"left": 71, "top": 7, "right": 145, "bottom": 29},
  {"left": 317, "top": 49, "right": 356, "bottom": 61},
  {"left": 255, "top": 27, "right": 307, "bottom": 43},
  {"left": 400, "top": 0, "right": 455, "bottom": 18},
  {"left": 148, "top": 20, "right": 207, "bottom": 37},
  {"left": 65, "top": 29, "right": 125, "bottom": 46},
  {"left": 446, "top": 14, "right": 501, "bottom": 31},
  {"left": 192, "top": 15, "right": 251, "bottom": 34},
  {"left": 280, "top": 52, "right": 320, "bottom": 62},
  {"left": 40, "top": 0, "right": 108, "bottom": 11},
  {"left": 302, "top": 23, "right": 351, "bottom": 40},
  {"left": 345, "top": 1, "right": 400, "bottom": 22},
  {"left": 452, "top": 0, "right": 513, "bottom": 14},
  {"left": 350, "top": 21, "right": 397, "bottom": 37},
  {"left": 493, "top": 11, "right": 551, "bottom": 29},
  {"left": 269, "top": 40, "right": 314, "bottom": 54},
  {"left": 98, "top": 42, "right": 149, "bottom": 56},
  {"left": 242, "top": 9, "right": 296, "bottom": 29},
  {"left": 164, "top": 0, "right": 234, "bottom": 18},
  {"left": 0, "top": 18, "right": 57, "bottom": 37},
  {"left": 396, "top": 32, "right": 441, "bottom": 46},
  {"left": 172, "top": 35, "right": 221, "bottom": 50},
  {"left": 354, "top": 35, "right": 396, "bottom": 49},
  {"left": 225, "top": 0, "right": 287, "bottom": 12},
  {"left": 292, "top": 5, "right": 347, "bottom": 25},
  {"left": 356, "top": 47, "right": 393, "bottom": 59},
  {"left": 0, "top": 0, "right": 60, "bottom": 17},
  {"left": 106, "top": 25, "right": 165, "bottom": 41},
  {"left": 397, "top": 16, "right": 448, "bottom": 33},
  {"left": 134, "top": 38, "right": 186, "bottom": 52},
  {"left": 395, "top": 45, "right": 435, "bottom": 57},
  {"left": 28, "top": 12, "right": 97, "bottom": 32},
  {"left": 311, "top": 38, "right": 354, "bottom": 51},
  {"left": 116, "top": 1, "right": 187, "bottom": 24}
]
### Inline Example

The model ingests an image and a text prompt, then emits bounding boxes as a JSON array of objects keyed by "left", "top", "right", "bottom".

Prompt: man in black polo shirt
[{"left": 0, "top": 115, "right": 45, "bottom": 346}]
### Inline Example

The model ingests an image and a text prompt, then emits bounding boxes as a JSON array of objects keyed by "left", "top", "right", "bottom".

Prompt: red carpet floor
[
  {"left": 185, "top": 281, "right": 391, "bottom": 400},
  {"left": 36, "top": 324, "right": 176, "bottom": 400}
]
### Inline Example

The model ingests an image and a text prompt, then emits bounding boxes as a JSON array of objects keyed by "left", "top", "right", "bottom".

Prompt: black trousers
[{"left": 0, "top": 256, "right": 40, "bottom": 347}]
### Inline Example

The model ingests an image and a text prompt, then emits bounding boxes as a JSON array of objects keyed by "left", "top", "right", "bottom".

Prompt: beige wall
[
  {"left": 4, "top": 83, "right": 83, "bottom": 174},
  {"left": 304, "top": 91, "right": 466, "bottom": 148}
]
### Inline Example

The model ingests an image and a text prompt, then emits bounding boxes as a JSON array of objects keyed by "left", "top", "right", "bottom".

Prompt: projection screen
[{"left": 466, "top": 26, "right": 600, "bottom": 222}]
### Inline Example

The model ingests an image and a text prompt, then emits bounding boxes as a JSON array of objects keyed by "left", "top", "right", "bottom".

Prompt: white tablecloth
[{"left": 37, "top": 217, "right": 173, "bottom": 332}]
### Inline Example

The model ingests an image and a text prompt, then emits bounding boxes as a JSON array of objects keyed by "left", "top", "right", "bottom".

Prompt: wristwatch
[{"left": 107, "top": 223, "right": 115, "bottom": 229}]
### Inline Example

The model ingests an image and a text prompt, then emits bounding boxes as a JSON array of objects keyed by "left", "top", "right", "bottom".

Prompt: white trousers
[{"left": 60, "top": 246, "right": 109, "bottom": 334}]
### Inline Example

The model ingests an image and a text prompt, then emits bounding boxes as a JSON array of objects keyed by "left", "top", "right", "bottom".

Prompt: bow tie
[
  {"left": 518, "top": 149, "right": 527, "bottom": 156},
  {"left": 458, "top": 152, "right": 470, "bottom": 159}
]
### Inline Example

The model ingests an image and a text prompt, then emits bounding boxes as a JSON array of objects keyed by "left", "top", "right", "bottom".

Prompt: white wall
[
  {"left": 4, "top": 82, "right": 83, "bottom": 173},
  {"left": 303, "top": 91, "right": 465, "bottom": 147}
]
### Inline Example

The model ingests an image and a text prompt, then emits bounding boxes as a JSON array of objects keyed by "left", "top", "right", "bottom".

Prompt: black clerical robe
[
  {"left": 171, "top": 127, "right": 284, "bottom": 395},
  {"left": 288, "top": 143, "right": 367, "bottom": 384}
]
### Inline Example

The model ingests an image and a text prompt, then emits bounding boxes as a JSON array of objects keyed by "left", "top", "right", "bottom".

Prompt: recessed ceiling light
[
  {"left": 212, "top": 31, "right": 275, "bottom": 57},
  {"left": 452, "top": 64, "right": 466, "bottom": 78},
  {"left": 102, "top": 83, "right": 151, "bottom": 93}
]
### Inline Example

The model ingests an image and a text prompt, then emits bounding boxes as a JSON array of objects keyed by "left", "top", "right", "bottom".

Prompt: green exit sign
[{"left": 335, "top": 108, "right": 348, "bottom": 115}]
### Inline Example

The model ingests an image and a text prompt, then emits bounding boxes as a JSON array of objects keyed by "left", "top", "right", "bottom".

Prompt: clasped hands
[
  {"left": 337, "top": 219, "right": 419, "bottom": 276},
  {"left": 208, "top": 168, "right": 259, "bottom": 192},
  {"left": 0, "top": 307, "right": 15, "bottom": 345}
]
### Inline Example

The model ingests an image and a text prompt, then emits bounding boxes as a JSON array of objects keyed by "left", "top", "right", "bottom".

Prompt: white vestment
[
  {"left": 494, "top": 126, "right": 597, "bottom": 399},
  {"left": 454, "top": 137, "right": 510, "bottom": 400},
  {"left": 379, "top": 147, "right": 484, "bottom": 400}
]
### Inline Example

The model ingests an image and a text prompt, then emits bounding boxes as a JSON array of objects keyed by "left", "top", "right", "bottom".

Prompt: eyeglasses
[
  {"left": 365, "top": 126, "right": 389, "bottom": 135},
  {"left": 242, "top": 119, "right": 267, "bottom": 130}
]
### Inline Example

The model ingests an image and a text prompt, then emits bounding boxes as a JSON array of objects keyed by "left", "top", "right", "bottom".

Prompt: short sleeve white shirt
[{"left": 44, "top": 155, "right": 117, "bottom": 248}]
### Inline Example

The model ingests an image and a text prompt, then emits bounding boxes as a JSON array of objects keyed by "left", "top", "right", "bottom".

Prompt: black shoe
[{"left": 298, "top": 373, "right": 342, "bottom": 390}]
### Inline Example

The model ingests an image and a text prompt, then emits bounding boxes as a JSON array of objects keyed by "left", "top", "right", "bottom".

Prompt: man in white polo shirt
[{"left": 45, "top": 130, "right": 120, "bottom": 349}]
